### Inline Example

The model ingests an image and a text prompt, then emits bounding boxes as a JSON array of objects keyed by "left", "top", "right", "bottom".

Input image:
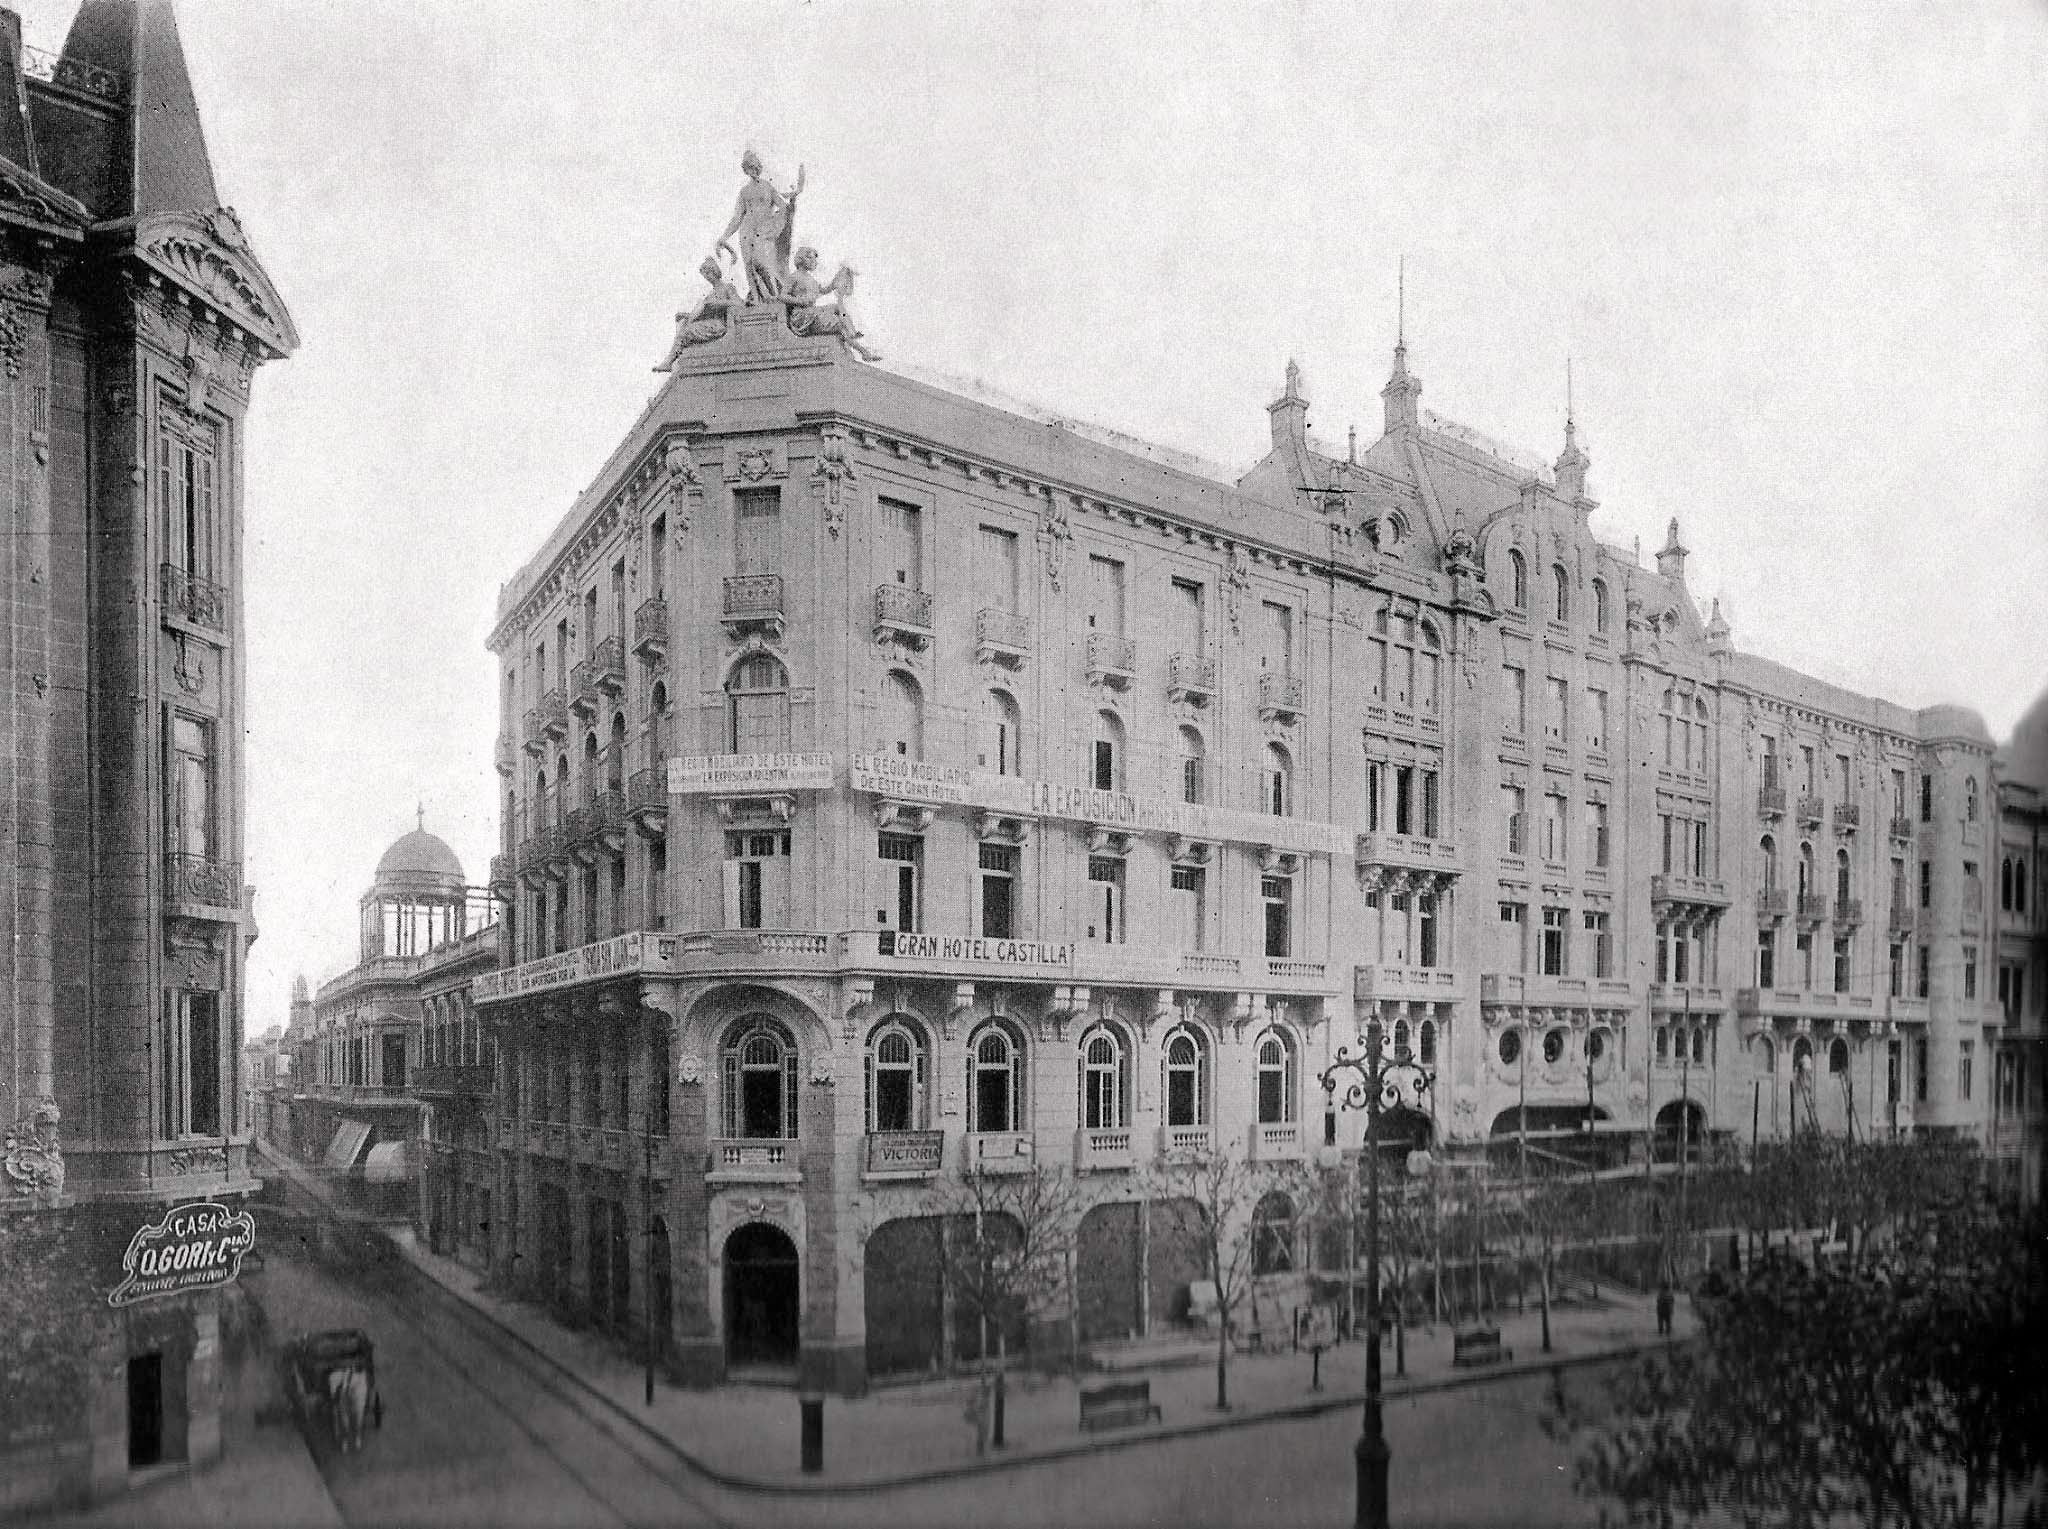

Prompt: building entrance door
[
  {"left": 127, "top": 1353, "right": 163, "bottom": 1468},
  {"left": 723, "top": 1222, "right": 799, "bottom": 1369}
]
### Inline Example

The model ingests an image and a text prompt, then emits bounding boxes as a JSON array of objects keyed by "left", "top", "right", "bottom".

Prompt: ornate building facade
[
  {"left": 1991, "top": 692, "right": 2048, "bottom": 1205},
  {"left": 0, "top": 0, "right": 295, "bottom": 1510},
  {"left": 475, "top": 177, "right": 2007, "bottom": 1397}
]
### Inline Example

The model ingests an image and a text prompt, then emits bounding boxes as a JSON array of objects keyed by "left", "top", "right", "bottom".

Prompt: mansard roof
[{"left": 48, "top": 0, "right": 220, "bottom": 220}]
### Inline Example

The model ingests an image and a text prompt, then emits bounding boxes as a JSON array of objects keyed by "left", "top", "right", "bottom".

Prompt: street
[{"left": 242, "top": 1218, "right": 1613, "bottom": 1529}]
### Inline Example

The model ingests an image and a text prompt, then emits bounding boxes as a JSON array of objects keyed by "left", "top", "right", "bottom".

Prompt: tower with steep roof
[{"left": 0, "top": 1, "right": 295, "bottom": 1507}]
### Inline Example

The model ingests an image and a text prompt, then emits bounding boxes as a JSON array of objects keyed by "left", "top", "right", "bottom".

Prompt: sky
[{"left": 15, "top": 1, "right": 2045, "bottom": 1030}]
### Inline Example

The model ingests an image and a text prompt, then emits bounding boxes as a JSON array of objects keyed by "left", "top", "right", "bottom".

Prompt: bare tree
[{"left": 1143, "top": 1149, "right": 1310, "bottom": 1411}]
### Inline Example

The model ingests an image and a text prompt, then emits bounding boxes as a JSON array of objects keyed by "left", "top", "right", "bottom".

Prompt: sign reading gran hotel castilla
[{"left": 107, "top": 1201, "right": 257, "bottom": 1308}]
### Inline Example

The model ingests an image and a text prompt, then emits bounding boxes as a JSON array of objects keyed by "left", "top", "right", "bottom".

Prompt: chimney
[{"left": 1268, "top": 358, "right": 1310, "bottom": 458}]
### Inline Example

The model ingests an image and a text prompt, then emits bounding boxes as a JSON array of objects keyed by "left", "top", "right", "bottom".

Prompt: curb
[{"left": 257, "top": 1142, "right": 1676, "bottom": 1497}]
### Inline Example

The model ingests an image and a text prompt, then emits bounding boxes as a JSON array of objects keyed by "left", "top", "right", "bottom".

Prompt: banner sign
[
  {"left": 880, "top": 931, "right": 1074, "bottom": 968},
  {"left": 670, "top": 753, "right": 835, "bottom": 795},
  {"left": 108, "top": 1201, "right": 256, "bottom": 1308},
  {"left": 474, "top": 932, "right": 644, "bottom": 1003}
]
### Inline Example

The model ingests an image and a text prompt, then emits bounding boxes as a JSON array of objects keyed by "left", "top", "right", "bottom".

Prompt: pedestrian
[{"left": 1655, "top": 1280, "right": 1674, "bottom": 1337}]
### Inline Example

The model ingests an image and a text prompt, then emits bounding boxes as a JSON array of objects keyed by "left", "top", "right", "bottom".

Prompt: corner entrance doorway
[
  {"left": 127, "top": 1353, "right": 163, "bottom": 1468},
  {"left": 723, "top": 1222, "right": 799, "bottom": 1371}
]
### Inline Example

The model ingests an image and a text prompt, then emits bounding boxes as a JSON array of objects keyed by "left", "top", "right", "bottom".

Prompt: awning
[
  {"left": 323, "top": 1119, "right": 372, "bottom": 1171},
  {"left": 363, "top": 1141, "right": 410, "bottom": 1183}
]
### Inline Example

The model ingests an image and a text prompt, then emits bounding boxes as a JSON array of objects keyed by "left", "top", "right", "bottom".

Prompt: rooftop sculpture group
[{"left": 657, "top": 150, "right": 878, "bottom": 369}]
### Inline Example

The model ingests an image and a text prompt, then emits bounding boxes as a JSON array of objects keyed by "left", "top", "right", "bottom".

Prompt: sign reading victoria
[{"left": 108, "top": 1200, "right": 256, "bottom": 1308}]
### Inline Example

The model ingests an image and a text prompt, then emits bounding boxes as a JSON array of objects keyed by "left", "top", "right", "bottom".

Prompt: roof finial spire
[
  {"left": 1566, "top": 356, "right": 1574, "bottom": 428},
  {"left": 416, "top": 801, "right": 424, "bottom": 833},
  {"left": 1397, "top": 254, "right": 1405, "bottom": 350}
]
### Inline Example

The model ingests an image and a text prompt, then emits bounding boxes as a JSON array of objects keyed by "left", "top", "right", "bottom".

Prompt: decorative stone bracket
[
  {"left": 1259, "top": 847, "right": 1302, "bottom": 876},
  {"left": 2, "top": 1098, "right": 63, "bottom": 1207},
  {"left": 976, "top": 811, "right": 1032, "bottom": 845},
  {"left": 874, "top": 799, "right": 936, "bottom": 833},
  {"left": 1087, "top": 827, "right": 1134, "bottom": 857},
  {"left": 714, "top": 793, "right": 795, "bottom": 824},
  {"left": 1170, "top": 837, "right": 1212, "bottom": 865}
]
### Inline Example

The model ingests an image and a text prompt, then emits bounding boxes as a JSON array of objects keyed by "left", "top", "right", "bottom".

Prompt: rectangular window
[
  {"left": 1499, "top": 902, "right": 1528, "bottom": 972},
  {"left": 1891, "top": 769, "right": 1906, "bottom": 819},
  {"left": 1692, "top": 821, "right": 1708, "bottom": 878},
  {"left": 1505, "top": 666, "right": 1527, "bottom": 734},
  {"left": 1915, "top": 1035, "right": 1929, "bottom": 1102},
  {"left": 1920, "top": 860, "right": 1931, "bottom": 909},
  {"left": 167, "top": 715, "right": 216, "bottom": 861},
  {"left": 1093, "top": 738, "right": 1116, "bottom": 792},
  {"left": 1587, "top": 801, "right": 1609, "bottom": 868},
  {"left": 1796, "top": 928, "right": 1814, "bottom": 989},
  {"left": 160, "top": 992, "right": 221, "bottom": 1138},
  {"left": 722, "top": 830, "right": 791, "bottom": 931},
  {"left": 1921, "top": 772, "right": 1932, "bottom": 822},
  {"left": 1172, "top": 578, "right": 1205, "bottom": 654},
  {"left": 1660, "top": 814, "right": 1674, "bottom": 874},
  {"left": 648, "top": 839, "right": 667, "bottom": 930},
  {"left": 1262, "top": 875, "right": 1293, "bottom": 958},
  {"left": 1545, "top": 676, "right": 1567, "bottom": 742},
  {"left": 1088, "top": 856, "right": 1126, "bottom": 944},
  {"left": 1261, "top": 601, "right": 1295, "bottom": 677},
  {"left": 878, "top": 833, "right": 922, "bottom": 933},
  {"left": 1502, "top": 784, "right": 1526, "bottom": 856},
  {"left": 1800, "top": 745, "right": 1815, "bottom": 792},
  {"left": 1889, "top": 941, "right": 1903, "bottom": 999},
  {"left": 1916, "top": 943, "right": 1930, "bottom": 998},
  {"left": 1836, "top": 754, "right": 1851, "bottom": 798},
  {"left": 1833, "top": 937, "right": 1851, "bottom": 994},
  {"left": 1394, "top": 767, "right": 1414, "bottom": 836},
  {"left": 878, "top": 496, "right": 921, "bottom": 586},
  {"left": 1959, "top": 1040, "right": 1974, "bottom": 1102},
  {"left": 1586, "top": 687, "right": 1608, "bottom": 752},
  {"left": 158, "top": 424, "right": 218, "bottom": 581},
  {"left": 555, "top": 617, "right": 568, "bottom": 692},
  {"left": 1182, "top": 752, "right": 1202, "bottom": 805},
  {"left": 979, "top": 525, "right": 1020, "bottom": 611},
  {"left": 1887, "top": 1039, "right": 1901, "bottom": 1104},
  {"left": 1761, "top": 735, "right": 1779, "bottom": 789},
  {"left": 1891, "top": 858, "right": 1907, "bottom": 919},
  {"left": 1962, "top": 944, "right": 1978, "bottom": 1000},
  {"left": 1540, "top": 907, "right": 1567, "bottom": 976},
  {"left": 1584, "top": 911, "right": 1612, "bottom": 978},
  {"left": 611, "top": 559, "right": 627, "bottom": 643},
  {"left": 1086, "top": 555, "right": 1126, "bottom": 634},
  {"left": 1421, "top": 770, "right": 1440, "bottom": 839},
  {"left": 1757, "top": 928, "right": 1776, "bottom": 989},
  {"left": 1418, "top": 895, "right": 1439, "bottom": 968},
  {"left": 583, "top": 588, "right": 598, "bottom": 658},
  {"left": 648, "top": 514, "right": 667, "bottom": 602},
  {"left": 1543, "top": 793, "right": 1567, "bottom": 863},
  {"left": 978, "top": 842, "right": 1016, "bottom": 939},
  {"left": 1171, "top": 863, "right": 1206, "bottom": 952}
]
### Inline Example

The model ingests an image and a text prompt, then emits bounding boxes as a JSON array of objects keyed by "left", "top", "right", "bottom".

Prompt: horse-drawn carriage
[{"left": 280, "top": 1328, "right": 383, "bottom": 1454}]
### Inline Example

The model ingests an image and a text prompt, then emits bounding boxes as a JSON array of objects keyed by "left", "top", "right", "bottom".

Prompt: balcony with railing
[
  {"left": 1074, "top": 1127, "right": 1136, "bottom": 1172},
  {"left": 1650, "top": 873, "right": 1731, "bottom": 908},
  {"left": 1247, "top": 1121, "right": 1304, "bottom": 1163},
  {"left": 1797, "top": 793, "right": 1825, "bottom": 827},
  {"left": 522, "top": 708, "right": 547, "bottom": 757},
  {"left": 1797, "top": 892, "right": 1830, "bottom": 924},
  {"left": 722, "top": 574, "right": 785, "bottom": 638},
  {"left": 1834, "top": 896, "right": 1864, "bottom": 926},
  {"left": 1156, "top": 1124, "right": 1214, "bottom": 1162},
  {"left": 1757, "top": 887, "right": 1790, "bottom": 918},
  {"left": 1166, "top": 651, "right": 1215, "bottom": 706},
  {"left": 488, "top": 854, "right": 513, "bottom": 891},
  {"left": 1353, "top": 964, "right": 1463, "bottom": 1003},
  {"left": 569, "top": 658, "right": 602, "bottom": 721},
  {"left": 628, "top": 764, "right": 668, "bottom": 835},
  {"left": 411, "top": 1063, "right": 495, "bottom": 1098},
  {"left": 707, "top": 1138, "right": 802, "bottom": 1185},
  {"left": 1888, "top": 904, "right": 1914, "bottom": 935},
  {"left": 632, "top": 597, "right": 668, "bottom": 662},
  {"left": 1177, "top": 952, "right": 1242, "bottom": 980},
  {"left": 1889, "top": 813, "right": 1914, "bottom": 841},
  {"left": 1084, "top": 632, "right": 1137, "bottom": 688},
  {"left": 1833, "top": 803, "right": 1860, "bottom": 833},
  {"left": 590, "top": 636, "right": 625, "bottom": 696},
  {"left": 1258, "top": 670, "right": 1306, "bottom": 723},
  {"left": 873, "top": 584, "right": 933, "bottom": 648},
  {"left": 975, "top": 607, "right": 1031, "bottom": 667},
  {"left": 538, "top": 689, "right": 569, "bottom": 740},
  {"left": 1759, "top": 783, "right": 1787, "bottom": 816},
  {"left": 160, "top": 562, "right": 227, "bottom": 634},
  {"left": 862, "top": 1130, "right": 946, "bottom": 1180},
  {"left": 963, "top": 1131, "right": 1036, "bottom": 1175},
  {"left": 166, "top": 852, "right": 241, "bottom": 913},
  {"left": 1355, "top": 831, "right": 1462, "bottom": 879},
  {"left": 568, "top": 789, "right": 627, "bottom": 862},
  {"left": 495, "top": 732, "right": 516, "bottom": 776}
]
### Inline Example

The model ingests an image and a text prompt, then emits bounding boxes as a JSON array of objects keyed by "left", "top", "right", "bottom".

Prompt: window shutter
[{"left": 721, "top": 860, "right": 742, "bottom": 930}]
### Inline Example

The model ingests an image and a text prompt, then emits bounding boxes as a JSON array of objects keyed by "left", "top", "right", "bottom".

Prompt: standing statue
[
  {"left": 781, "top": 247, "right": 880, "bottom": 361},
  {"left": 715, "top": 150, "right": 803, "bottom": 304},
  {"left": 654, "top": 258, "right": 741, "bottom": 370}
]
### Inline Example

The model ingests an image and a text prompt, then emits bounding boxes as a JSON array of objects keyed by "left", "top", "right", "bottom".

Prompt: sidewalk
[{"left": 259, "top": 1139, "right": 1691, "bottom": 1493}]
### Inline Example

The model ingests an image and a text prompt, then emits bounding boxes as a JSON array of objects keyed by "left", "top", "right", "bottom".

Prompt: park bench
[
  {"left": 1078, "top": 1378, "right": 1162, "bottom": 1432},
  {"left": 1451, "top": 1326, "right": 1511, "bottom": 1368}
]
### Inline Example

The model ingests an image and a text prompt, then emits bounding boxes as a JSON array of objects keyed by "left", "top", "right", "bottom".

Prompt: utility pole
[{"left": 644, "top": 1098, "right": 655, "bottom": 1408}]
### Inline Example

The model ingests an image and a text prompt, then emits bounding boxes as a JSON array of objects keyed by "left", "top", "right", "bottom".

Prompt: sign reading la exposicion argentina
[{"left": 108, "top": 1200, "right": 256, "bottom": 1308}]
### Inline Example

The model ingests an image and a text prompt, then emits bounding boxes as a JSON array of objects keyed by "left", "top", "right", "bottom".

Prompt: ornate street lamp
[{"left": 1321, "top": 1020, "right": 1435, "bottom": 1529}]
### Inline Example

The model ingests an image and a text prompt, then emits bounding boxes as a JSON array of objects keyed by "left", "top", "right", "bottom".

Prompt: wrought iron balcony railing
[
  {"left": 975, "top": 607, "right": 1031, "bottom": 666},
  {"left": 1166, "top": 651, "right": 1215, "bottom": 705},
  {"left": 1084, "top": 632, "right": 1137, "bottom": 688},
  {"left": 166, "top": 852, "right": 240, "bottom": 909},
  {"left": 1258, "top": 670, "right": 1306, "bottom": 722},
  {"left": 632, "top": 597, "right": 668, "bottom": 662},
  {"left": 160, "top": 563, "right": 227, "bottom": 634}
]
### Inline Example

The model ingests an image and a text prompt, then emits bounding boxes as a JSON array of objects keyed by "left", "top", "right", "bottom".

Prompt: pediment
[{"left": 127, "top": 208, "right": 298, "bottom": 356}]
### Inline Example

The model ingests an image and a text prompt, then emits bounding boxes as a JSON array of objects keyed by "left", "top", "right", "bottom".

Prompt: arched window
[
  {"left": 1178, "top": 726, "right": 1206, "bottom": 805},
  {"left": 1692, "top": 1028, "right": 1707, "bottom": 1065},
  {"left": 1693, "top": 697, "right": 1710, "bottom": 765},
  {"left": 1792, "top": 1035, "right": 1814, "bottom": 1076},
  {"left": 1761, "top": 834, "right": 1778, "bottom": 891},
  {"left": 1091, "top": 711, "right": 1125, "bottom": 792},
  {"left": 977, "top": 689, "right": 1022, "bottom": 776},
  {"left": 2004, "top": 857, "right": 2016, "bottom": 910},
  {"left": 1592, "top": 578, "right": 1610, "bottom": 634},
  {"left": 1392, "top": 1018, "right": 1411, "bottom": 1060},
  {"left": 1836, "top": 847, "right": 1851, "bottom": 905},
  {"left": 1753, "top": 1035, "right": 1775, "bottom": 1073},
  {"left": 533, "top": 767, "right": 549, "bottom": 836},
  {"left": 968, "top": 1023, "right": 1024, "bottom": 1134},
  {"left": 1417, "top": 623, "right": 1441, "bottom": 715},
  {"left": 582, "top": 731, "right": 601, "bottom": 804},
  {"left": 1417, "top": 1019, "right": 1437, "bottom": 1066},
  {"left": 607, "top": 712, "right": 625, "bottom": 793},
  {"left": 554, "top": 754, "right": 570, "bottom": 823},
  {"left": 1552, "top": 564, "right": 1570, "bottom": 622},
  {"left": 1265, "top": 743, "right": 1292, "bottom": 816},
  {"left": 1965, "top": 777, "right": 1980, "bottom": 821},
  {"left": 878, "top": 670, "right": 924, "bottom": 759},
  {"left": 728, "top": 656, "right": 789, "bottom": 754},
  {"left": 1828, "top": 1037, "right": 1849, "bottom": 1075},
  {"left": 648, "top": 680, "right": 670, "bottom": 763},
  {"left": 721, "top": 1015, "right": 798, "bottom": 1140},
  {"left": 865, "top": 1018, "right": 928, "bottom": 1133},
  {"left": 1162, "top": 1025, "right": 1208, "bottom": 1127},
  {"left": 1255, "top": 1030, "right": 1296, "bottom": 1124},
  {"left": 1798, "top": 842, "right": 1815, "bottom": 899},
  {"left": 1507, "top": 549, "right": 1528, "bottom": 610},
  {"left": 1656, "top": 1025, "right": 1670, "bottom": 1061},
  {"left": 1252, "top": 1191, "right": 1295, "bottom": 1276},
  {"left": 1078, "top": 1025, "right": 1128, "bottom": 1130}
]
